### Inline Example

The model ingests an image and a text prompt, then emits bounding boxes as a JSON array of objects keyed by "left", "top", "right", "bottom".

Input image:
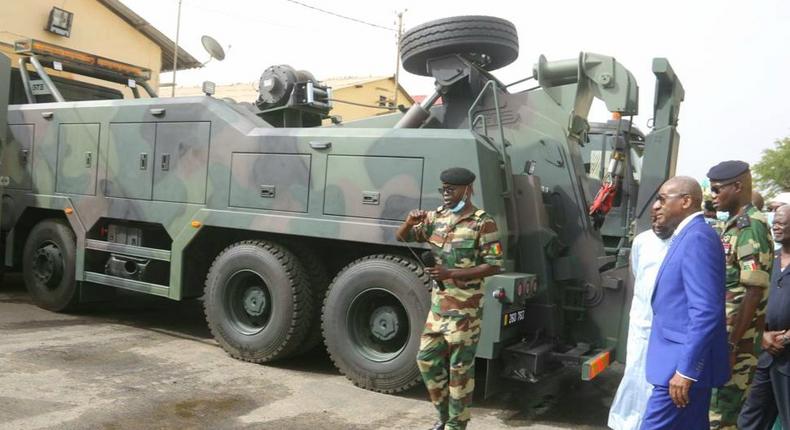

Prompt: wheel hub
[
  {"left": 369, "top": 305, "right": 399, "bottom": 341},
  {"left": 242, "top": 287, "right": 267, "bottom": 317},
  {"left": 32, "top": 244, "right": 63, "bottom": 287}
]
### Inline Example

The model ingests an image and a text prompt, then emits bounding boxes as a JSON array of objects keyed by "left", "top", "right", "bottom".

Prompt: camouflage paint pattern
[
  {"left": 710, "top": 203, "right": 774, "bottom": 430},
  {"left": 2, "top": 97, "right": 496, "bottom": 299}
]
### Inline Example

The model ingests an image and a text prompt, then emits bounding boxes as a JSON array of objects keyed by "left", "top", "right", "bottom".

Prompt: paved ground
[{"left": 0, "top": 272, "right": 621, "bottom": 430}]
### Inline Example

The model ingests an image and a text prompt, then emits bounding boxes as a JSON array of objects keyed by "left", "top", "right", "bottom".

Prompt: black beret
[
  {"left": 440, "top": 167, "right": 476, "bottom": 185},
  {"left": 707, "top": 160, "right": 750, "bottom": 181}
]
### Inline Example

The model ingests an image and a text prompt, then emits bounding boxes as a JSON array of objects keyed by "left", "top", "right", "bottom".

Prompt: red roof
[{"left": 412, "top": 95, "right": 443, "bottom": 105}]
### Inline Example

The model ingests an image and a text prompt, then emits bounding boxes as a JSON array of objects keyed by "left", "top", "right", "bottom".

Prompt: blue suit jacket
[{"left": 645, "top": 215, "right": 730, "bottom": 387}]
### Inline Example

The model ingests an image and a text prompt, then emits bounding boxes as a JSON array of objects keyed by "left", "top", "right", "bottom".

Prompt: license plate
[{"left": 503, "top": 309, "right": 526, "bottom": 326}]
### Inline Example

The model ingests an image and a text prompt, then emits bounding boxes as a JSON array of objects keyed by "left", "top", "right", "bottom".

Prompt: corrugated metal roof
[{"left": 99, "top": 0, "right": 201, "bottom": 72}]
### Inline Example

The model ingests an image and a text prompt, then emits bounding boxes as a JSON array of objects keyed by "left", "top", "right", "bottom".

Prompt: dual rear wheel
[{"left": 203, "top": 242, "right": 431, "bottom": 393}]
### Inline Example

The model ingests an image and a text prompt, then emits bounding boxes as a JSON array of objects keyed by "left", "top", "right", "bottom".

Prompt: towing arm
[{"left": 634, "top": 59, "right": 685, "bottom": 233}]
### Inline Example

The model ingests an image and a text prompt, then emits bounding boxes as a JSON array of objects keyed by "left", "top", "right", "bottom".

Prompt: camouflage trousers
[
  {"left": 709, "top": 349, "right": 759, "bottom": 430},
  {"left": 416, "top": 311, "right": 481, "bottom": 430}
]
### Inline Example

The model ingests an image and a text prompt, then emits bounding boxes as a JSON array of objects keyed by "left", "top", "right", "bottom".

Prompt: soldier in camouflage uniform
[
  {"left": 707, "top": 160, "right": 774, "bottom": 430},
  {"left": 396, "top": 167, "right": 503, "bottom": 430}
]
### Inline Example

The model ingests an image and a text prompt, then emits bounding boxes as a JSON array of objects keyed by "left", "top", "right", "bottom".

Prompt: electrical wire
[
  {"left": 329, "top": 98, "right": 398, "bottom": 110},
  {"left": 282, "top": 0, "right": 397, "bottom": 32}
]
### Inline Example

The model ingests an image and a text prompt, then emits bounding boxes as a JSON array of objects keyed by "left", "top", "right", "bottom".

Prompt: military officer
[
  {"left": 396, "top": 167, "right": 503, "bottom": 430},
  {"left": 707, "top": 160, "right": 774, "bottom": 430}
]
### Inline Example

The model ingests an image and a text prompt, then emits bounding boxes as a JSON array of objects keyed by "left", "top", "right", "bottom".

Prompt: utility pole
[
  {"left": 171, "top": 0, "right": 183, "bottom": 97},
  {"left": 393, "top": 10, "right": 405, "bottom": 109}
]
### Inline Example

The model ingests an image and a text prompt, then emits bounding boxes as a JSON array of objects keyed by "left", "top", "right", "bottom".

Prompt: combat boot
[{"left": 427, "top": 422, "right": 445, "bottom": 430}]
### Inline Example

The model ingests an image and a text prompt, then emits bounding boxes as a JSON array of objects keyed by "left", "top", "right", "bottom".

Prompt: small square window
[{"left": 46, "top": 7, "right": 74, "bottom": 38}]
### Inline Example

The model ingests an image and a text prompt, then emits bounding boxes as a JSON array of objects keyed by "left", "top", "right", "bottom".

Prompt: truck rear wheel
[
  {"left": 400, "top": 15, "right": 519, "bottom": 76},
  {"left": 22, "top": 219, "right": 79, "bottom": 312},
  {"left": 203, "top": 240, "right": 312, "bottom": 362},
  {"left": 322, "top": 254, "right": 430, "bottom": 393}
]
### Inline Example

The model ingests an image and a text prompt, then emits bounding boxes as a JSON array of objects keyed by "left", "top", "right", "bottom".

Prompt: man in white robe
[{"left": 608, "top": 223, "right": 672, "bottom": 430}]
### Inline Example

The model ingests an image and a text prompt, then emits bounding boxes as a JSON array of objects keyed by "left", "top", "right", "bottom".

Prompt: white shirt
[{"left": 608, "top": 229, "right": 671, "bottom": 430}]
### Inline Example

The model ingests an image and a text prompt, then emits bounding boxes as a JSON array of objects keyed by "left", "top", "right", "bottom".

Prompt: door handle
[
  {"left": 139, "top": 153, "right": 148, "bottom": 170},
  {"left": 309, "top": 141, "right": 331, "bottom": 150},
  {"left": 161, "top": 153, "right": 170, "bottom": 171},
  {"left": 84, "top": 151, "right": 93, "bottom": 168}
]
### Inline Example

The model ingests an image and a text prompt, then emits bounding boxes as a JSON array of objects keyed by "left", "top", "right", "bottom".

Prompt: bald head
[
  {"left": 665, "top": 176, "right": 703, "bottom": 207},
  {"left": 773, "top": 204, "right": 790, "bottom": 246}
]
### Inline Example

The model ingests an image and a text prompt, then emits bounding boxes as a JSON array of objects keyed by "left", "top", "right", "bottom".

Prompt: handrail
[{"left": 467, "top": 80, "right": 513, "bottom": 196}]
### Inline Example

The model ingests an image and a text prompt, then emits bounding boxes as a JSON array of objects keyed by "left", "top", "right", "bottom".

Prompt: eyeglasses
[
  {"left": 655, "top": 193, "right": 689, "bottom": 206},
  {"left": 438, "top": 186, "right": 457, "bottom": 195},
  {"left": 710, "top": 181, "right": 739, "bottom": 195}
]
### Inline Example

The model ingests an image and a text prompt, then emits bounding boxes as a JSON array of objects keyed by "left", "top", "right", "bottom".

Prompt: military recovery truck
[{"left": 0, "top": 16, "right": 683, "bottom": 397}]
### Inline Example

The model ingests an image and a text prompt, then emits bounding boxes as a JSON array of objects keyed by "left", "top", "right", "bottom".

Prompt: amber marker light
[
  {"left": 64, "top": 207, "right": 73, "bottom": 215},
  {"left": 191, "top": 220, "right": 202, "bottom": 228},
  {"left": 582, "top": 350, "right": 611, "bottom": 381}
]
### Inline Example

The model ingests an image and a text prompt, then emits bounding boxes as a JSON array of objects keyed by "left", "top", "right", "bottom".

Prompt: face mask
[
  {"left": 716, "top": 211, "right": 729, "bottom": 222},
  {"left": 449, "top": 186, "right": 469, "bottom": 213}
]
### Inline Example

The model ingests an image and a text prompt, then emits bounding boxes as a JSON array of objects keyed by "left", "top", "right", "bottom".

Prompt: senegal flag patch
[
  {"left": 491, "top": 242, "right": 503, "bottom": 255},
  {"left": 741, "top": 259, "right": 759, "bottom": 272}
]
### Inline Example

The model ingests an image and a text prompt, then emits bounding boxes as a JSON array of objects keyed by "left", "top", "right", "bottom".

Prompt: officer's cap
[
  {"left": 440, "top": 167, "right": 476, "bottom": 185},
  {"left": 707, "top": 160, "right": 750, "bottom": 182}
]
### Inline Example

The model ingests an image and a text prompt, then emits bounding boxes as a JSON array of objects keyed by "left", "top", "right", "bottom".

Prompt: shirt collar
[{"left": 672, "top": 211, "right": 703, "bottom": 239}]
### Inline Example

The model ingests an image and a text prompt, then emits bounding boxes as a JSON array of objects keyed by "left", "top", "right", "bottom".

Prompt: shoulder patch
[{"left": 736, "top": 213, "right": 751, "bottom": 229}]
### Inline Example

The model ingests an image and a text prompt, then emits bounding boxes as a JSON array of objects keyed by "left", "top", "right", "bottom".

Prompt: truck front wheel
[
  {"left": 22, "top": 219, "right": 78, "bottom": 312},
  {"left": 322, "top": 254, "right": 430, "bottom": 393},
  {"left": 203, "top": 240, "right": 312, "bottom": 362}
]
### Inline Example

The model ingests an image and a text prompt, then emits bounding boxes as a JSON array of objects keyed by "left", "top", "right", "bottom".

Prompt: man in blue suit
[{"left": 640, "top": 176, "right": 730, "bottom": 430}]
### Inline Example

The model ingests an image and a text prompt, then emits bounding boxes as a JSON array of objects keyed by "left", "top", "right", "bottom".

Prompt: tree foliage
[{"left": 753, "top": 137, "right": 790, "bottom": 197}]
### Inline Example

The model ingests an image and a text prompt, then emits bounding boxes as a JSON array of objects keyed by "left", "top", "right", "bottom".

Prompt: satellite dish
[{"left": 201, "top": 35, "right": 225, "bottom": 61}]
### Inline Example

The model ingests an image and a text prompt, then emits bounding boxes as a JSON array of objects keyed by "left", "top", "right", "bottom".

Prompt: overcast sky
[{"left": 121, "top": 0, "right": 790, "bottom": 184}]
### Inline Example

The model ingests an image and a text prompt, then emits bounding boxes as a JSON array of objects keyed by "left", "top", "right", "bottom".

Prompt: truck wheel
[
  {"left": 203, "top": 240, "right": 312, "bottom": 362},
  {"left": 322, "top": 254, "right": 430, "bottom": 393},
  {"left": 400, "top": 15, "right": 519, "bottom": 76},
  {"left": 22, "top": 219, "right": 79, "bottom": 312},
  {"left": 288, "top": 244, "right": 330, "bottom": 356}
]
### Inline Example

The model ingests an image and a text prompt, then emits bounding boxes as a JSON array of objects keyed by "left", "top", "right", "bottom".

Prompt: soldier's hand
[
  {"left": 668, "top": 372, "right": 692, "bottom": 408},
  {"left": 762, "top": 330, "right": 787, "bottom": 356},
  {"left": 405, "top": 210, "right": 427, "bottom": 226},
  {"left": 425, "top": 264, "right": 452, "bottom": 281}
]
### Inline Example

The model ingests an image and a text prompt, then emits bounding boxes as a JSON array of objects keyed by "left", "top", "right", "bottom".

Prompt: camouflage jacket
[
  {"left": 405, "top": 205, "right": 504, "bottom": 318},
  {"left": 720, "top": 203, "right": 774, "bottom": 339}
]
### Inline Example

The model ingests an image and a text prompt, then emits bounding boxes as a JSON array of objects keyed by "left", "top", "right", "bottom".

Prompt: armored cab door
[
  {"left": 5, "top": 124, "right": 34, "bottom": 190},
  {"left": 153, "top": 122, "right": 210, "bottom": 204},
  {"left": 106, "top": 123, "right": 155, "bottom": 199},
  {"left": 57, "top": 123, "right": 100, "bottom": 195}
]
